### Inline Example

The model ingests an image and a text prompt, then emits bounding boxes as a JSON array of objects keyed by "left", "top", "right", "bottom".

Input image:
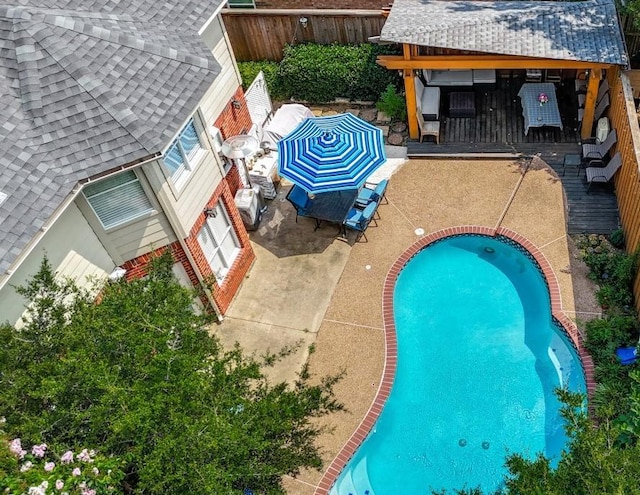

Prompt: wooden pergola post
[
  {"left": 580, "top": 67, "right": 602, "bottom": 141},
  {"left": 403, "top": 44, "right": 419, "bottom": 139}
]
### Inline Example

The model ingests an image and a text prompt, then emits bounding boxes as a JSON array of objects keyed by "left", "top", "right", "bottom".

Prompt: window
[
  {"left": 197, "top": 202, "right": 240, "bottom": 283},
  {"left": 84, "top": 170, "right": 154, "bottom": 229},
  {"left": 164, "top": 118, "right": 206, "bottom": 189},
  {"left": 227, "top": 0, "right": 256, "bottom": 7}
]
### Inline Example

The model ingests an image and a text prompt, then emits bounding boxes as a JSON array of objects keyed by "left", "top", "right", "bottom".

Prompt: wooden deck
[{"left": 405, "top": 76, "right": 620, "bottom": 234}]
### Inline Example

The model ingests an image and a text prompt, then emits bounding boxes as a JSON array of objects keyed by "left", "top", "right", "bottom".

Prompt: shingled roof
[
  {"left": 380, "top": 0, "right": 628, "bottom": 66},
  {"left": 0, "top": 0, "right": 223, "bottom": 277}
]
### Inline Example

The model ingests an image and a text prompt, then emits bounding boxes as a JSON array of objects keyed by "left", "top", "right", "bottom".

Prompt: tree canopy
[{"left": 0, "top": 254, "right": 343, "bottom": 494}]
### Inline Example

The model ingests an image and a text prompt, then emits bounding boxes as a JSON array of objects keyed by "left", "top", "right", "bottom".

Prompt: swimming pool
[{"left": 329, "top": 234, "right": 586, "bottom": 494}]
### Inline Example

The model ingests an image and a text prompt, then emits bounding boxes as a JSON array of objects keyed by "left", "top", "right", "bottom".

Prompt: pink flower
[
  {"left": 92, "top": 467, "right": 99, "bottom": 475},
  {"left": 55, "top": 480, "right": 64, "bottom": 490},
  {"left": 72, "top": 467, "right": 81, "bottom": 476},
  {"left": 81, "top": 489, "right": 96, "bottom": 495},
  {"left": 9, "top": 438, "right": 26, "bottom": 459},
  {"left": 60, "top": 450, "right": 74, "bottom": 464},
  {"left": 44, "top": 461, "right": 56, "bottom": 472},
  {"left": 78, "top": 448, "right": 92, "bottom": 462},
  {"left": 20, "top": 460, "right": 33, "bottom": 472},
  {"left": 31, "top": 443, "right": 47, "bottom": 458}
]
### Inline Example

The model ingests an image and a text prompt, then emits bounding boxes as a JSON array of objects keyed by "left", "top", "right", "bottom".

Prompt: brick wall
[
  {"left": 213, "top": 87, "right": 254, "bottom": 196},
  {"left": 121, "top": 241, "right": 214, "bottom": 311},
  {"left": 184, "top": 178, "right": 255, "bottom": 314},
  {"left": 214, "top": 87, "right": 253, "bottom": 139},
  {"left": 226, "top": 164, "right": 243, "bottom": 197},
  {"left": 121, "top": 179, "right": 255, "bottom": 315}
]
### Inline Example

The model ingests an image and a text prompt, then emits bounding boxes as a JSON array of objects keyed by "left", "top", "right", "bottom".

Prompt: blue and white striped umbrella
[{"left": 277, "top": 113, "right": 386, "bottom": 194}]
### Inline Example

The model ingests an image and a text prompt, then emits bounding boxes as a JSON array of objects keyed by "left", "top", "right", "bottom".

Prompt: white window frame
[
  {"left": 163, "top": 117, "right": 207, "bottom": 191},
  {"left": 83, "top": 170, "right": 154, "bottom": 230},
  {"left": 197, "top": 201, "right": 241, "bottom": 283},
  {"left": 227, "top": 0, "right": 256, "bottom": 7}
]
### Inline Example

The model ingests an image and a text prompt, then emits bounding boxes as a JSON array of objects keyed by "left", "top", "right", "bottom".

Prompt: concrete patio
[{"left": 212, "top": 156, "right": 600, "bottom": 495}]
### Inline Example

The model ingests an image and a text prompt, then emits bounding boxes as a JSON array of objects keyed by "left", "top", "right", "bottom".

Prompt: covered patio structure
[{"left": 376, "top": 0, "right": 628, "bottom": 144}]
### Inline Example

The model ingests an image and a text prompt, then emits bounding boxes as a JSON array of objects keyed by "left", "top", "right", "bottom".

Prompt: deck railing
[{"left": 608, "top": 69, "right": 640, "bottom": 312}]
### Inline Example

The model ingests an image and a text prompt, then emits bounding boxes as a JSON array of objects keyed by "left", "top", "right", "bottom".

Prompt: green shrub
[
  {"left": 277, "top": 43, "right": 401, "bottom": 103},
  {"left": 237, "top": 61, "right": 285, "bottom": 100},
  {"left": 609, "top": 228, "right": 625, "bottom": 249},
  {"left": 585, "top": 315, "right": 639, "bottom": 363},
  {"left": 580, "top": 237, "right": 639, "bottom": 313},
  {"left": 376, "top": 83, "right": 407, "bottom": 121}
]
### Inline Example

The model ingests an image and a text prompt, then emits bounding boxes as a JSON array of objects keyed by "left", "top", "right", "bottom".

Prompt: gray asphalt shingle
[
  {"left": 0, "top": 0, "right": 224, "bottom": 277},
  {"left": 380, "top": 0, "right": 628, "bottom": 65}
]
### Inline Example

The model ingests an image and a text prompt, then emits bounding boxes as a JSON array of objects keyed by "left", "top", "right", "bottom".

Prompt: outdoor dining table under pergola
[{"left": 518, "top": 83, "right": 563, "bottom": 136}]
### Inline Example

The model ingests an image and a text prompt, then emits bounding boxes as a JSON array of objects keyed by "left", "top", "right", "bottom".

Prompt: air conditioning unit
[{"left": 209, "top": 126, "right": 223, "bottom": 153}]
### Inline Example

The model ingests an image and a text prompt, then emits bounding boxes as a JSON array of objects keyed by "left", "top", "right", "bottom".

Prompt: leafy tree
[
  {"left": 0, "top": 254, "right": 343, "bottom": 494},
  {"left": 503, "top": 389, "right": 640, "bottom": 495}
]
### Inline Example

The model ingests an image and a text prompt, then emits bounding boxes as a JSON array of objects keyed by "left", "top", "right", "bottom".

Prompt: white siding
[
  {"left": 75, "top": 168, "right": 177, "bottom": 263},
  {"left": 199, "top": 16, "right": 242, "bottom": 125},
  {"left": 0, "top": 203, "right": 115, "bottom": 326},
  {"left": 142, "top": 147, "right": 225, "bottom": 238},
  {"left": 141, "top": 16, "right": 240, "bottom": 236}
]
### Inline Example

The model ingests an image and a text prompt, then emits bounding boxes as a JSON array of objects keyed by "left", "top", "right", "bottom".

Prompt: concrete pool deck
[{"left": 214, "top": 157, "right": 600, "bottom": 495}]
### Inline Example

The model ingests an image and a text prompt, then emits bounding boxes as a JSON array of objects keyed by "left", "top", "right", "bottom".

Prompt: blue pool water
[{"left": 330, "top": 235, "right": 586, "bottom": 494}]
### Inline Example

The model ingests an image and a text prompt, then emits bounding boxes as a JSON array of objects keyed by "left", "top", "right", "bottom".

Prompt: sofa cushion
[
  {"left": 421, "top": 86, "right": 440, "bottom": 120},
  {"left": 423, "top": 69, "right": 473, "bottom": 86},
  {"left": 472, "top": 69, "right": 496, "bottom": 84}
]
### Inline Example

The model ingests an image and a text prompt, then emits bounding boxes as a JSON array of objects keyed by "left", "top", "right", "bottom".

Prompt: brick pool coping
[{"left": 313, "top": 225, "right": 595, "bottom": 495}]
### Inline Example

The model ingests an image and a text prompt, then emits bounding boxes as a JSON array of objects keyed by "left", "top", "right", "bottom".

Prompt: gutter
[
  {"left": 0, "top": 152, "right": 161, "bottom": 293},
  {"left": 198, "top": 1, "right": 228, "bottom": 36}
]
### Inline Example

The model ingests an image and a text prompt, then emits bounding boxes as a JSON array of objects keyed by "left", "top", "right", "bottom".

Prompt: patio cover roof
[
  {"left": 380, "top": 0, "right": 628, "bottom": 66},
  {"left": 0, "top": 0, "right": 223, "bottom": 277}
]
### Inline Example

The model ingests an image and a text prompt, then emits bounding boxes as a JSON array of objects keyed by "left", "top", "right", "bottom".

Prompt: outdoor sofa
[{"left": 422, "top": 69, "right": 496, "bottom": 86}]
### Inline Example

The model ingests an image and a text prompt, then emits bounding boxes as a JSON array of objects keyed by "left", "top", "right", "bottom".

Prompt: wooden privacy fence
[
  {"left": 621, "top": 15, "right": 640, "bottom": 61},
  {"left": 608, "top": 69, "right": 640, "bottom": 311},
  {"left": 221, "top": 9, "right": 385, "bottom": 61}
]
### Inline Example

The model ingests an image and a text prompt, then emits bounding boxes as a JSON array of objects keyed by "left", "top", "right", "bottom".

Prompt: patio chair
[
  {"left": 355, "top": 179, "right": 389, "bottom": 209},
  {"left": 417, "top": 111, "right": 440, "bottom": 144},
  {"left": 582, "top": 128, "right": 616, "bottom": 163},
  {"left": 286, "top": 184, "right": 311, "bottom": 222},
  {"left": 577, "top": 93, "right": 610, "bottom": 129},
  {"left": 577, "top": 79, "right": 609, "bottom": 108},
  {"left": 343, "top": 201, "right": 378, "bottom": 242},
  {"left": 585, "top": 152, "right": 622, "bottom": 192}
]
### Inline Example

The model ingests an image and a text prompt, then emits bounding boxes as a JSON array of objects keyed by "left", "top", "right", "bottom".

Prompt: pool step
[{"left": 329, "top": 456, "right": 375, "bottom": 495}]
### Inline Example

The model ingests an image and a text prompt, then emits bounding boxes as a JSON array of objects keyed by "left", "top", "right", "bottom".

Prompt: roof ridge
[
  {"left": 22, "top": 17, "right": 155, "bottom": 153},
  {"left": 40, "top": 11, "right": 213, "bottom": 70}
]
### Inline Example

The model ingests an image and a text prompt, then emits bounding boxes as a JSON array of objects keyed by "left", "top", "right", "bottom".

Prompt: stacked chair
[
  {"left": 343, "top": 179, "right": 389, "bottom": 241},
  {"left": 582, "top": 129, "right": 617, "bottom": 164},
  {"left": 577, "top": 79, "right": 609, "bottom": 108},
  {"left": 585, "top": 152, "right": 622, "bottom": 193}
]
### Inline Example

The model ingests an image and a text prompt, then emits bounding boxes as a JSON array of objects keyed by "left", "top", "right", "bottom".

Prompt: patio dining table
[
  {"left": 305, "top": 189, "right": 358, "bottom": 230},
  {"left": 517, "top": 83, "right": 563, "bottom": 136}
]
